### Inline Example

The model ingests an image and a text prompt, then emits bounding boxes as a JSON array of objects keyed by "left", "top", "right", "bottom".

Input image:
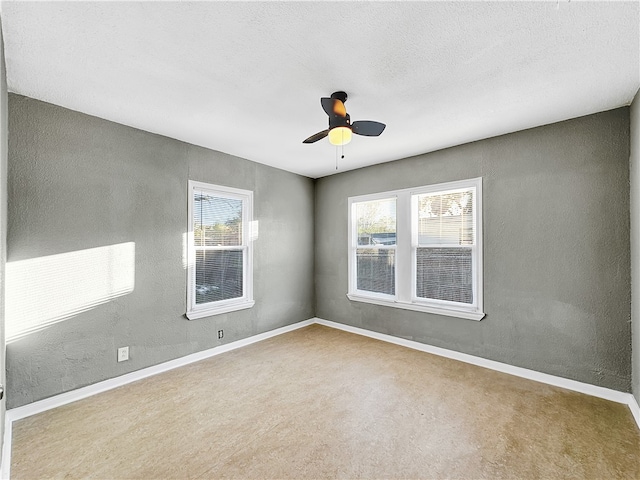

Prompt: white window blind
[{"left": 414, "top": 188, "right": 475, "bottom": 305}]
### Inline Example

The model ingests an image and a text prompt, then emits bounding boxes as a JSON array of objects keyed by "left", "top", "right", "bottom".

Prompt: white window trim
[
  {"left": 347, "top": 177, "right": 485, "bottom": 321},
  {"left": 186, "top": 180, "right": 254, "bottom": 320}
]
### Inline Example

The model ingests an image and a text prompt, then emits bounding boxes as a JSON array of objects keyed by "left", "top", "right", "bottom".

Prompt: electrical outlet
[
  {"left": 117, "top": 346, "right": 129, "bottom": 362},
  {"left": 218, "top": 330, "right": 224, "bottom": 339}
]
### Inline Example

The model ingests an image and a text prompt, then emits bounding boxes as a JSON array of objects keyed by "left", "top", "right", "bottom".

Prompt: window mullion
[{"left": 396, "top": 191, "right": 412, "bottom": 303}]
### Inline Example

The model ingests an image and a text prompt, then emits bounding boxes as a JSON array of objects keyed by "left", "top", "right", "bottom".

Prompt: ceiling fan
[{"left": 302, "top": 91, "right": 386, "bottom": 146}]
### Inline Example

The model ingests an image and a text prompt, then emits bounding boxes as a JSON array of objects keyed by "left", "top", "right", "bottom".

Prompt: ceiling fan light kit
[
  {"left": 328, "top": 126, "right": 352, "bottom": 146},
  {"left": 303, "top": 91, "right": 385, "bottom": 145}
]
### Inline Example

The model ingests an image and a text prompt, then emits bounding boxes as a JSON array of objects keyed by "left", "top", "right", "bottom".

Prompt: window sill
[
  {"left": 346, "top": 294, "right": 485, "bottom": 321},
  {"left": 186, "top": 300, "right": 255, "bottom": 320}
]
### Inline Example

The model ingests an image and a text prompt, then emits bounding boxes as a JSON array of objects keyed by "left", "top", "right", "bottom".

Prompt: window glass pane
[
  {"left": 193, "top": 192, "right": 243, "bottom": 246},
  {"left": 417, "top": 190, "right": 473, "bottom": 245},
  {"left": 356, "top": 248, "right": 395, "bottom": 295},
  {"left": 416, "top": 247, "right": 472, "bottom": 304},
  {"left": 195, "top": 250, "right": 243, "bottom": 304},
  {"left": 356, "top": 198, "right": 396, "bottom": 246}
]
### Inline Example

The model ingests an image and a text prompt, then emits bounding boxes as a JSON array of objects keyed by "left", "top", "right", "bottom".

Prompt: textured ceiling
[{"left": 1, "top": 1, "right": 639, "bottom": 178}]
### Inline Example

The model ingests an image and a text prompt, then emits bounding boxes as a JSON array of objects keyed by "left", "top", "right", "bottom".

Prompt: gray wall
[
  {"left": 631, "top": 89, "right": 640, "bottom": 405},
  {"left": 6, "top": 94, "right": 315, "bottom": 408},
  {"left": 0, "top": 19, "right": 8, "bottom": 460},
  {"left": 316, "top": 108, "right": 631, "bottom": 392}
]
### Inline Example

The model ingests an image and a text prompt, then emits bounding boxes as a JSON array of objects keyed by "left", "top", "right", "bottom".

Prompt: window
[
  {"left": 348, "top": 178, "right": 484, "bottom": 321},
  {"left": 187, "top": 181, "right": 254, "bottom": 319}
]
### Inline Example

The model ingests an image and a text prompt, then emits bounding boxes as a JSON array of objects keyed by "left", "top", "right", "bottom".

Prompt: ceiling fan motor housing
[
  {"left": 330, "top": 91, "right": 348, "bottom": 103},
  {"left": 330, "top": 113, "right": 350, "bottom": 129}
]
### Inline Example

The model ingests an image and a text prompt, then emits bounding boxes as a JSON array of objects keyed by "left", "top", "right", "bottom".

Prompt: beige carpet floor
[{"left": 9, "top": 324, "right": 640, "bottom": 479}]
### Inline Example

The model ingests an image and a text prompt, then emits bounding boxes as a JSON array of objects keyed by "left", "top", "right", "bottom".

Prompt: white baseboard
[
  {"left": 1, "top": 316, "right": 638, "bottom": 479},
  {"left": 313, "top": 318, "right": 640, "bottom": 428},
  {"left": 1, "top": 414, "right": 11, "bottom": 480},
  {"left": 0, "top": 318, "right": 315, "bottom": 479},
  {"left": 629, "top": 394, "right": 640, "bottom": 428},
  {"left": 6, "top": 318, "right": 314, "bottom": 422}
]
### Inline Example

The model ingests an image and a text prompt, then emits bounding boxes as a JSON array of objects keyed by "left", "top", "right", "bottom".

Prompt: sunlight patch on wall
[
  {"left": 6, "top": 242, "right": 135, "bottom": 342},
  {"left": 182, "top": 232, "right": 193, "bottom": 270},
  {"left": 249, "top": 220, "right": 259, "bottom": 242}
]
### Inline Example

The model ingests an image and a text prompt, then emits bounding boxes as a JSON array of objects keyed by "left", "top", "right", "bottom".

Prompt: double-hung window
[
  {"left": 186, "top": 181, "right": 254, "bottom": 319},
  {"left": 348, "top": 177, "right": 484, "bottom": 320}
]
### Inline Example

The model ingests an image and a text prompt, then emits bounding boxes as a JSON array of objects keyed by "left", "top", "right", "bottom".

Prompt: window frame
[
  {"left": 186, "top": 180, "right": 254, "bottom": 320},
  {"left": 347, "top": 177, "right": 484, "bottom": 321}
]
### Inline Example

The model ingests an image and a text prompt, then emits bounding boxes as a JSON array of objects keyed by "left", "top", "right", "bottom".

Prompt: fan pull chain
[{"left": 335, "top": 144, "right": 345, "bottom": 171}]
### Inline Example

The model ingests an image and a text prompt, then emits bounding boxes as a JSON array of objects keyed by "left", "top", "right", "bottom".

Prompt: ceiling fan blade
[
  {"left": 352, "top": 120, "right": 386, "bottom": 137},
  {"left": 321, "top": 97, "right": 347, "bottom": 117},
  {"left": 320, "top": 98, "right": 333, "bottom": 116},
  {"left": 302, "top": 130, "right": 329, "bottom": 143}
]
